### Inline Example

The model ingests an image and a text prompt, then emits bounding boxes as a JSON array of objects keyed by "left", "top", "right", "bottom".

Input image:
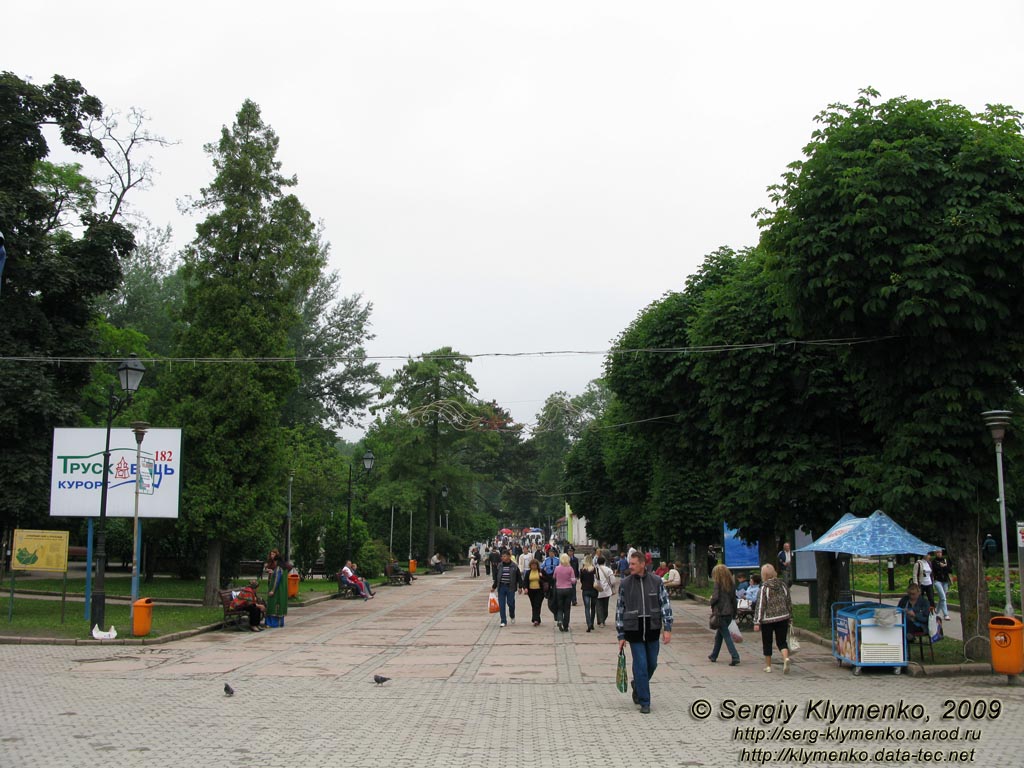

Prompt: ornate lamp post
[
  {"left": 345, "top": 449, "right": 375, "bottom": 562},
  {"left": 91, "top": 354, "right": 145, "bottom": 631},
  {"left": 128, "top": 420, "right": 149, "bottom": 630},
  {"left": 286, "top": 471, "right": 294, "bottom": 566},
  {"left": 982, "top": 410, "right": 1015, "bottom": 617}
]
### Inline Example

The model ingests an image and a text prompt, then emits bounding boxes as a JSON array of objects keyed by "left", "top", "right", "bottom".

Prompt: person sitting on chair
[
  {"left": 662, "top": 562, "right": 682, "bottom": 590},
  {"left": 897, "top": 583, "right": 931, "bottom": 635}
]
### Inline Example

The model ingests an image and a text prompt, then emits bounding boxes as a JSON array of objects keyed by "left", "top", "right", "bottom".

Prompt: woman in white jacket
[{"left": 595, "top": 555, "right": 616, "bottom": 627}]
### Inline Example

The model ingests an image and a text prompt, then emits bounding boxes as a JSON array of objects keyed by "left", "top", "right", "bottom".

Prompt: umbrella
[
  {"left": 796, "top": 510, "right": 939, "bottom": 601},
  {"left": 499, "top": 528, "right": 513, "bottom": 535}
]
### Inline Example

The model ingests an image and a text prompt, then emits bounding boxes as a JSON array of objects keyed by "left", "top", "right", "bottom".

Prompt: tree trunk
[
  {"left": 203, "top": 538, "right": 222, "bottom": 607},
  {"left": 426, "top": 492, "right": 436, "bottom": 560},
  {"left": 815, "top": 552, "right": 841, "bottom": 630},
  {"left": 947, "top": 516, "right": 991, "bottom": 661}
]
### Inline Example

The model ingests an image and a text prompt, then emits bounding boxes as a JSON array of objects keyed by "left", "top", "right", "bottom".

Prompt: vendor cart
[{"left": 831, "top": 601, "right": 907, "bottom": 675}]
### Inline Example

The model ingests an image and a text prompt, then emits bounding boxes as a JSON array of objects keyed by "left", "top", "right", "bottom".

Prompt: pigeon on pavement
[
  {"left": 373, "top": 675, "right": 391, "bottom": 686},
  {"left": 224, "top": 683, "right": 235, "bottom": 697}
]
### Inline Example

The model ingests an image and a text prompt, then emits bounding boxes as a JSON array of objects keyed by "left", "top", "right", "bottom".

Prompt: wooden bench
[
  {"left": 218, "top": 589, "right": 250, "bottom": 630},
  {"left": 665, "top": 582, "right": 685, "bottom": 599},
  {"left": 335, "top": 575, "right": 363, "bottom": 599},
  {"left": 385, "top": 564, "right": 411, "bottom": 586}
]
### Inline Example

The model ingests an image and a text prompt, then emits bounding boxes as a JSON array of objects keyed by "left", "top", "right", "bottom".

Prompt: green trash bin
[{"left": 133, "top": 597, "right": 154, "bottom": 637}]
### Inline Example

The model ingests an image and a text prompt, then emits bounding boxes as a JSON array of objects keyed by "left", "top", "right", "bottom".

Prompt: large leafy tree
[
  {"left": 370, "top": 349, "right": 502, "bottom": 558},
  {"left": 0, "top": 72, "right": 135, "bottom": 537},
  {"left": 164, "top": 100, "right": 328, "bottom": 604},
  {"left": 760, "top": 89, "right": 1024, "bottom": 644}
]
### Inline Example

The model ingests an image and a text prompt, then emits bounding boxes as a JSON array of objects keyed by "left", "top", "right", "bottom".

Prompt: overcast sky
[{"left": 9, "top": 2, "right": 1024, "bottom": 437}]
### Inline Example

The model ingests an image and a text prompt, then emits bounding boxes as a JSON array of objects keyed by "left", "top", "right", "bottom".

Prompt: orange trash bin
[
  {"left": 408, "top": 559, "right": 417, "bottom": 574},
  {"left": 132, "top": 597, "right": 154, "bottom": 637},
  {"left": 287, "top": 573, "right": 300, "bottom": 598},
  {"left": 990, "top": 616, "right": 1024, "bottom": 675}
]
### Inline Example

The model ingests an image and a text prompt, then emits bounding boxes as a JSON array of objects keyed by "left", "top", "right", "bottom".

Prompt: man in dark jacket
[
  {"left": 616, "top": 551, "right": 673, "bottom": 714},
  {"left": 491, "top": 550, "right": 523, "bottom": 627}
]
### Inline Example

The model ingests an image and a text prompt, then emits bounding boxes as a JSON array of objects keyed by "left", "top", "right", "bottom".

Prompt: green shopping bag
[{"left": 616, "top": 648, "right": 628, "bottom": 693}]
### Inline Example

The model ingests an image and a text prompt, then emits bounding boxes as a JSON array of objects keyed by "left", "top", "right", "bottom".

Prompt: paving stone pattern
[{"left": 1, "top": 569, "right": 1022, "bottom": 767}]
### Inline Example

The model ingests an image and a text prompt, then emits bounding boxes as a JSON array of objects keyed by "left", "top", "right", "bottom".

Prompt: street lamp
[
  {"left": 982, "top": 410, "right": 1015, "bottom": 618},
  {"left": 91, "top": 354, "right": 145, "bottom": 632},
  {"left": 286, "top": 471, "right": 294, "bottom": 567},
  {"left": 129, "top": 420, "right": 149, "bottom": 631},
  {"left": 345, "top": 449, "right": 375, "bottom": 562},
  {"left": 441, "top": 485, "right": 449, "bottom": 530}
]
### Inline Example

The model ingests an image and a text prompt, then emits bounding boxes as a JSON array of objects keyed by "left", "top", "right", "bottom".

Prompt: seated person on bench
[
  {"left": 387, "top": 560, "right": 413, "bottom": 584},
  {"left": 339, "top": 562, "right": 372, "bottom": 598},
  {"left": 230, "top": 580, "right": 266, "bottom": 631},
  {"left": 743, "top": 574, "right": 761, "bottom": 605},
  {"left": 430, "top": 552, "right": 446, "bottom": 574}
]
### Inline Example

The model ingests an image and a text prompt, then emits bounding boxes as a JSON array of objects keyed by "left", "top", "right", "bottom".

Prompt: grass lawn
[
  {"left": 0, "top": 597, "right": 224, "bottom": 640},
  {"left": 9, "top": 574, "right": 369, "bottom": 601}
]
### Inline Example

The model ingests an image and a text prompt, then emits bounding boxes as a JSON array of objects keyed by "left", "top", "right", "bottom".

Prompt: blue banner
[{"left": 723, "top": 523, "right": 760, "bottom": 569}]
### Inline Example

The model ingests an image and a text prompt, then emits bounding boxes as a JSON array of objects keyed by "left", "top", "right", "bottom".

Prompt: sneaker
[
  {"left": 783, "top": 658, "right": 790, "bottom": 675},
  {"left": 640, "top": 705, "right": 651, "bottom": 714},
  {"left": 510, "top": 618, "right": 515, "bottom": 624},
  {"left": 944, "top": 615, "right": 951, "bottom": 621},
  {"left": 707, "top": 655, "right": 717, "bottom": 662},
  {"left": 499, "top": 623, "right": 506, "bottom": 628},
  {"left": 764, "top": 666, "right": 772, "bottom": 673},
  {"left": 729, "top": 659, "right": 740, "bottom": 666}
]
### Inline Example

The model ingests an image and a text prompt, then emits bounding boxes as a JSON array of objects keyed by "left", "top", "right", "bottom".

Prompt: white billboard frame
[{"left": 49, "top": 427, "right": 181, "bottom": 519}]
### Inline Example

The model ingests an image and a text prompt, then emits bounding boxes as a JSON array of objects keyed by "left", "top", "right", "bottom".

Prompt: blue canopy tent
[{"left": 795, "top": 510, "right": 939, "bottom": 601}]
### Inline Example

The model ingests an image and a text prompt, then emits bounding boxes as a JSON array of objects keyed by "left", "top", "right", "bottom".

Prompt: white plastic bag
[
  {"left": 928, "top": 614, "right": 943, "bottom": 642},
  {"left": 728, "top": 619, "right": 743, "bottom": 643},
  {"left": 787, "top": 624, "right": 800, "bottom": 654}
]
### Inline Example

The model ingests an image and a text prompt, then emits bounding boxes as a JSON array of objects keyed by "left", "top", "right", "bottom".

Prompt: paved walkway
[{"left": 1, "top": 568, "right": 1022, "bottom": 767}]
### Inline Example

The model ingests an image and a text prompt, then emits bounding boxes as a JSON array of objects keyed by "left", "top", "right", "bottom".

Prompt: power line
[{"left": 0, "top": 336, "right": 898, "bottom": 366}]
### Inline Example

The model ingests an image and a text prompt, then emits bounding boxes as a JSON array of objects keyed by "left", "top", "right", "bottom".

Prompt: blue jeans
[
  {"left": 934, "top": 581, "right": 949, "bottom": 616},
  {"left": 582, "top": 589, "right": 598, "bottom": 629},
  {"left": 497, "top": 584, "right": 516, "bottom": 624},
  {"left": 627, "top": 638, "right": 661, "bottom": 707},
  {"left": 711, "top": 622, "right": 739, "bottom": 662}
]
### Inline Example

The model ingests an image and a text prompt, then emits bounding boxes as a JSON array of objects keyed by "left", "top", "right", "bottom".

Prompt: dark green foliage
[{"left": 0, "top": 72, "right": 134, "bottom": 532}]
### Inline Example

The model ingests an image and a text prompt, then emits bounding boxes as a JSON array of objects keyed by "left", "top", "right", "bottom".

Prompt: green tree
[
  {"left": 370, "top": 349, "right": 501, "bottom": 558},
  {"left": 0, "top": 72, "right": 135, "bottom": 535},
  {"left": 760, "top": 89, "right": 1024, "bottom": 645},
  {"left": 164, "top": 100, "right": 326, "bottom": 604}
]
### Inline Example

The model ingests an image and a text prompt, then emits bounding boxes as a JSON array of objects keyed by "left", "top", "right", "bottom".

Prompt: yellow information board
[{"left": 12, "top": 529, "right": 69, "bottom": 573}]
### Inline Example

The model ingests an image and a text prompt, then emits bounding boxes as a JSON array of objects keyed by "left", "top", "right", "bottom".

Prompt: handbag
[
  {"left": 787, "top": 623, "right": 801, "bottom": 654},
  {"left": 616, "top": 648, "right": 628, "bottom": 693},
  {"left": 488, "top": 591, "right": 499, "bottom": 614},
  {"left": 928, "top": 614, "right": 943, "bottom": 643},
  {"left": 709, "top": 613, "right": 720, "bottom": 630}
]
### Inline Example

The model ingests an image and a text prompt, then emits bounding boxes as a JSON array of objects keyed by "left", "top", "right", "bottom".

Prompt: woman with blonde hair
[
  {"left": 553, "top": 552, "right": 577, "bottom": 632},
  {"left": 578, "top": 554, "right": 600, "bottom": 632},
  {"left": 708, "top": 564, "right": 740, "bottom": 665},
  {"left": 753, "top": 563, "right": 793, "bottom": 673}
]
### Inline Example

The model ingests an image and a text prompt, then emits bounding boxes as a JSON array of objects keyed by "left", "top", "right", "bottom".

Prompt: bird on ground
[
  {"left": 224, "top": 683, "right": 235, "bottom": 697},
  {"left": 373, "top": 675, "right": 391, "bottom": 686}
]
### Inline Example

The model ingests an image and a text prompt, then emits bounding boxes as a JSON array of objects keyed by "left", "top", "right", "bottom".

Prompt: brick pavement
[{"left": 1, "top": 569, "right": 1022, "bottom": 768}]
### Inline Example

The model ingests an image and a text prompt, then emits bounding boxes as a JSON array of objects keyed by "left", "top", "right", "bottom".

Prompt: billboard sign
[{"left": 50, "top": 428, "right": 181, "bottom": 519}]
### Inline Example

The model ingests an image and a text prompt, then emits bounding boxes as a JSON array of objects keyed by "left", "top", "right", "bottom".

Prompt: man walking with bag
[
  {"left": 491, "top": 549, "right": 522, "bottom": 627},
  {"left": 616, "top": 551, "right": 673, "bottom": 714}
]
